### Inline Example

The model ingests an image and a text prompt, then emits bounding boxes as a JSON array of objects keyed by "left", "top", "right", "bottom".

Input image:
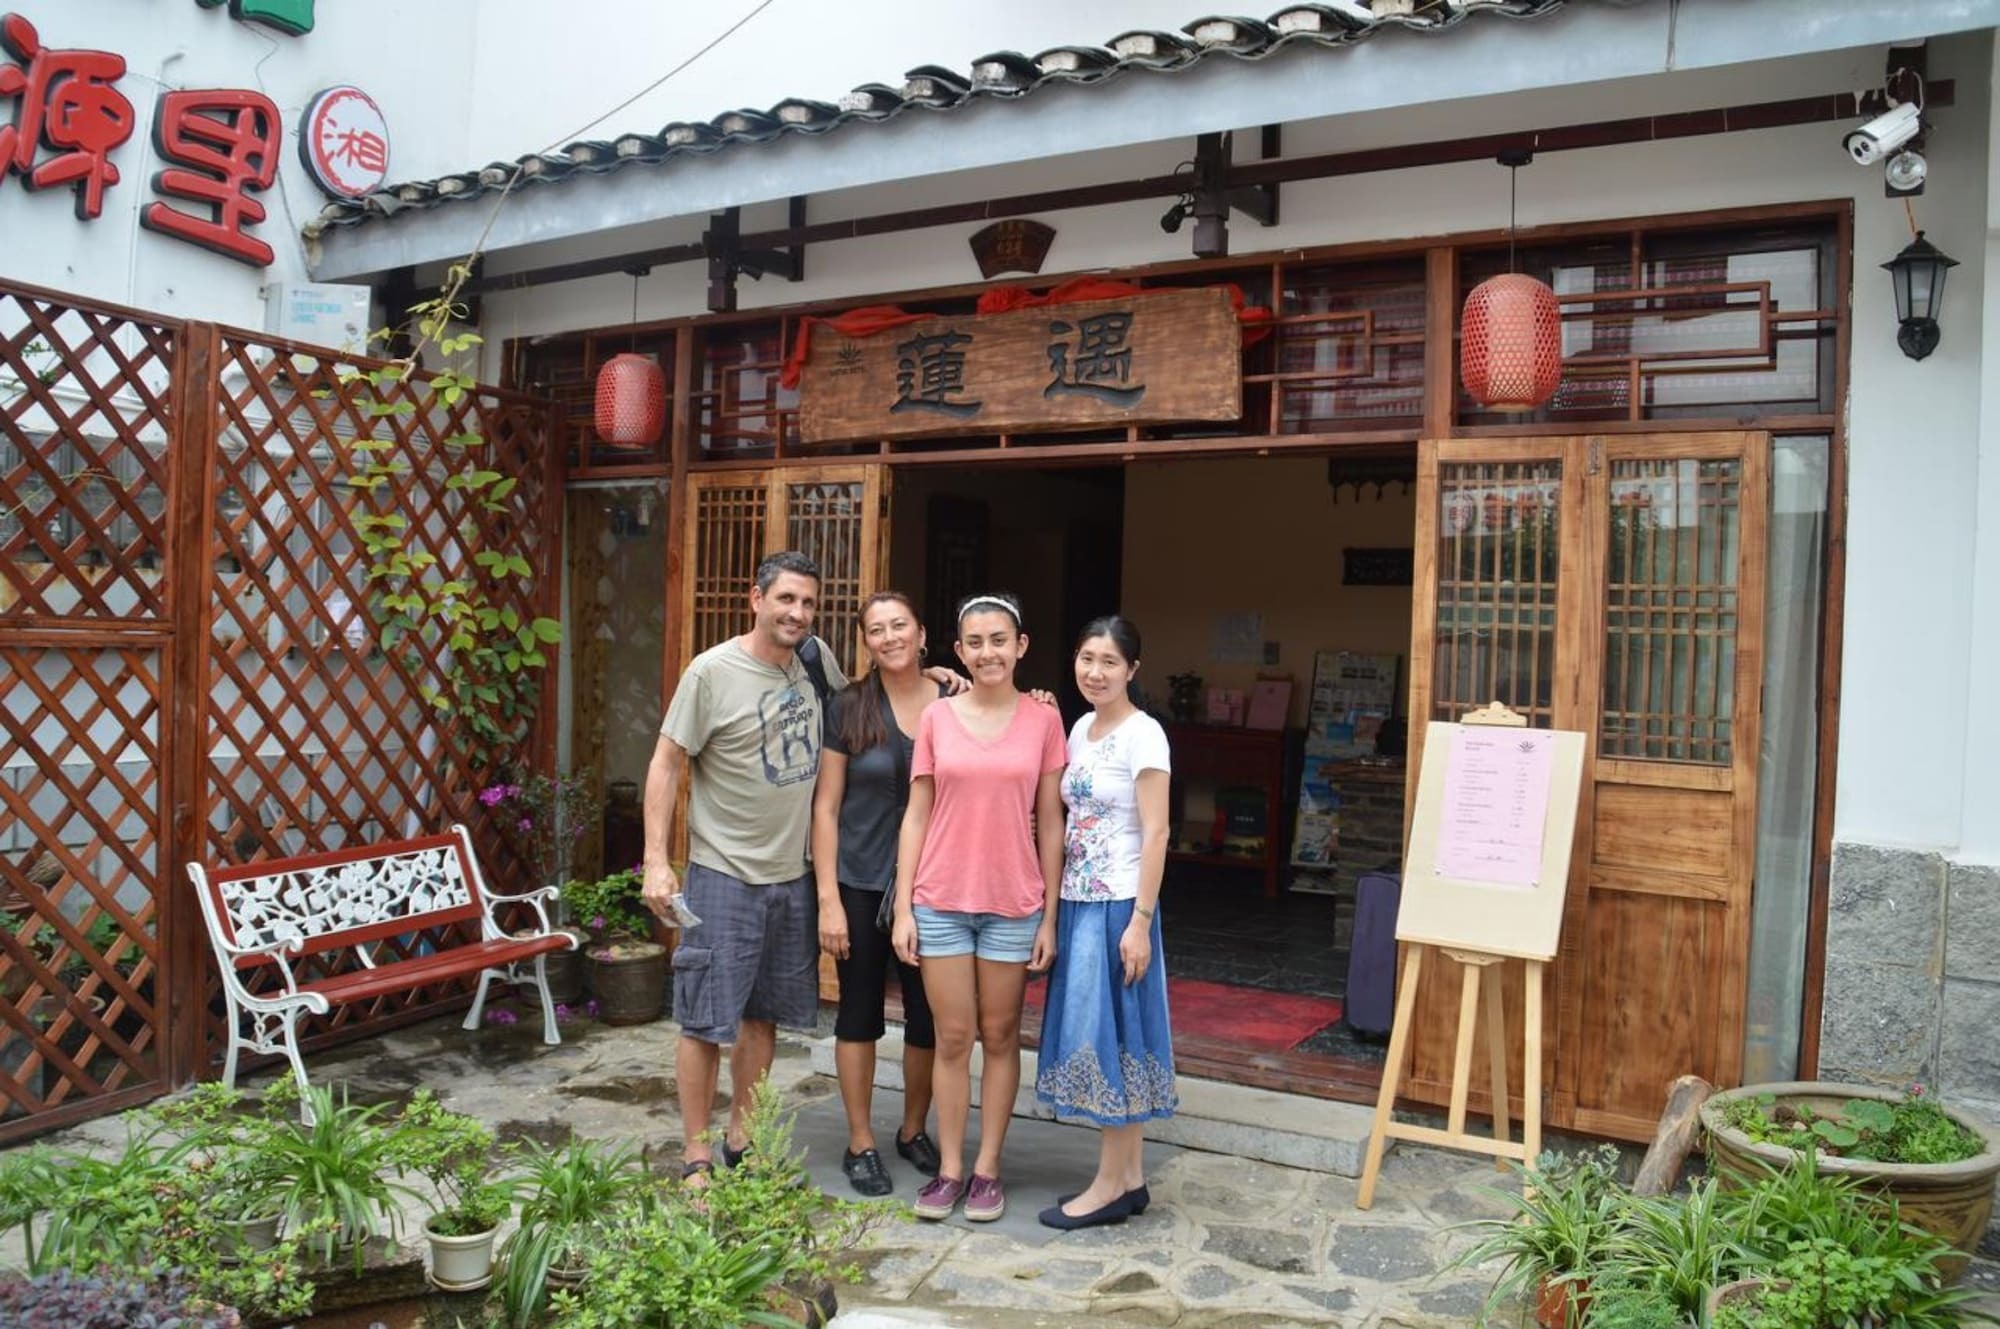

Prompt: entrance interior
[{"left": 890, "top": 455, "right": 1418, "bottom": 1095}]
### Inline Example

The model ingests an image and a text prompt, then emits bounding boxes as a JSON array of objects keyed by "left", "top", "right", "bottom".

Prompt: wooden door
[
  {"left": 677, "top": 465, "right": 890, "bottom": 676},
  {"left": 1404, "top": 433, "right": 1768, "bottom": 1139},
  {"left": 675, "top": 464, "right": 891, "bottom": 997}
]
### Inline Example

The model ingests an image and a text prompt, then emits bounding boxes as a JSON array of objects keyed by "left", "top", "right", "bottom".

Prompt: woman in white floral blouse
[{"left": 1035, "top": 614, "right": 1176, "bottom": 1231}]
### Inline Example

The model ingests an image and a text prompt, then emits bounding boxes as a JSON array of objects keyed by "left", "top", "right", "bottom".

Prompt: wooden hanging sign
[{"left": 797, "top": 288, "right": 1241, "bottom": 444}]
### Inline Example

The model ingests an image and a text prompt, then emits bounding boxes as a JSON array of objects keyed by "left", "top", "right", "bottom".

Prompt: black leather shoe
[
  {"left": 1058, "top": 1184, "right": 1150, "bottom": 1215},
  {"left": 1038, "top": 1190, "right": 1137, "bottom": 1231},
  {"left": 842, "top": 1147, "right": 893, "bottom": 1197},
  {"left": 896, "top": 1129, "right": 941, "bottom": 1177}
]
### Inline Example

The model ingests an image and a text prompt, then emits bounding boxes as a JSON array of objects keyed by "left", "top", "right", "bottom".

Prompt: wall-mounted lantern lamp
[{"left": 1882, "top": 230, "right": 1957, "bottom": 361}]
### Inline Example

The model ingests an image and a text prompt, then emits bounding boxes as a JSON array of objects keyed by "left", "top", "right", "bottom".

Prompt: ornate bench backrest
[{"left": 197, "top": 828, "right": 488, "bottom": 965}]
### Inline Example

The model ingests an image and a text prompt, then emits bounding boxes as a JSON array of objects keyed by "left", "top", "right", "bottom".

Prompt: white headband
[{"left": 959, "top": 595, "right": 1022, "bottom": 623}]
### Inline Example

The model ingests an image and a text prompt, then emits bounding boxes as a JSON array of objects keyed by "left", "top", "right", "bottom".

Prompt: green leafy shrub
[
  {"left": 561, "top": 867, "right": 652, "bottom": 946},
  {"left": 1718, "top": 1087, "right": 1984, "bottom": 1164},
  {"left": 388, "top": 1089, "right": 512, "bottom": 1236}
]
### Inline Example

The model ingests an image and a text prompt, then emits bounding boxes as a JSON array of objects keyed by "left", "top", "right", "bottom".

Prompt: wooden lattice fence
[{"left": 0, "top": 278, "right": 560, "bottom": 1141}]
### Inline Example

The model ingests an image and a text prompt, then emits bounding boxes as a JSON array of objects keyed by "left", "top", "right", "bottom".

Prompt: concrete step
[{"left": 806, "top": 1029, "right": 1383, "bottom": 1177}]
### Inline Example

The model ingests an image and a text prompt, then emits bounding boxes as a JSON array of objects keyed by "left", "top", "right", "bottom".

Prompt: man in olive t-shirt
[{"left": 642, "top": 550, "right": 845, "bottom": 1181}]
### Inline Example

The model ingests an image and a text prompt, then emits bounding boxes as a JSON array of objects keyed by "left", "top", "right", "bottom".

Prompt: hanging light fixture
[
  {"left": 594, "top": 270, "right": 666, "bottom": 450},
  {"left": 1882, "top": 228, "right": 1957, "bottom": 361},
  {"left": 1461, "top": 149, "right": 1562, "bottom": 413}
]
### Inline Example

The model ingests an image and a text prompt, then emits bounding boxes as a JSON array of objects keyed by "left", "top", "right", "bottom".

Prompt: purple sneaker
[
  {"left": 963, "top": 1173, "right": 1006, "bottom": 1222},
  {"left": 914, "top": 1174, "right": 965, "bottom": 1221}
]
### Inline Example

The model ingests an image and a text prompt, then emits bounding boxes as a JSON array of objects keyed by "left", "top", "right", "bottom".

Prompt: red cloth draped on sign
[{"left": 778, "top": 278, "right": 1272, "bottom": 390}]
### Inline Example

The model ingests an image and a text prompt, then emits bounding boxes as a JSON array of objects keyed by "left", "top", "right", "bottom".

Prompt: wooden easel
[{"left": 1356, "top": 701, "right": 1563, "bottom": 1209}]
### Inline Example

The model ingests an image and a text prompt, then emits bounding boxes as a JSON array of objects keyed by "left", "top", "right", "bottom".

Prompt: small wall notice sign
[{"left": 1433, "top": 727, "right": 1554, "bottom": 887}]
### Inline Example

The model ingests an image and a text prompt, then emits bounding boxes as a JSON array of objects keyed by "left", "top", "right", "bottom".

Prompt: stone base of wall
[{"left": 1821, "top": 844, "right": 2000, "bottom": 1238}]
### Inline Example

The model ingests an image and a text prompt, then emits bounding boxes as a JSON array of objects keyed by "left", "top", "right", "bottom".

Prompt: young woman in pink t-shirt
[{"left": 891, "top": 592, "right": 1067, "bottom": 1223}]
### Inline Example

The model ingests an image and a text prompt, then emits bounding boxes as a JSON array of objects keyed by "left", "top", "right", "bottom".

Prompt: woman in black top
[{"left": 812, "top": 591, "right": 943, "bottom": 1195}]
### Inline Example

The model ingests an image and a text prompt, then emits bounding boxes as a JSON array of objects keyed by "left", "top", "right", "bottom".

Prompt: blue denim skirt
[{"left": 1034, "top": 898, "right": 1177, "bottom": 1127}]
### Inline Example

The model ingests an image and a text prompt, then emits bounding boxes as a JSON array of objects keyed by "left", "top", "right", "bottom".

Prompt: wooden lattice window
[
  {"left": 1600, "top": 457, "right": 1742, "bottom": 764},
  {"left": 1460, "top": 222, "right": 1837, "bottom": 426},
  {"left": 1269, "top": 259, "right": 1426, "bottom": 431},
  {"left": 509, "top": 331, "right": 673, "bottom": 474},
  {"left": 1431, "top": 460, "right": 1562, "bottom": 728}
]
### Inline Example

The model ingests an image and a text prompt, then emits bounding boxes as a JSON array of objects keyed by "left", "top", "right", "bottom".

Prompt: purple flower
[
  {"left": 517, "top": 816, "right": 534, "bottom": 832},
  {"left": 584, "top": 999, "right": 601, "bottom": 1017},
  {"left": 485, "top": 1008, "right": 519, "bottom": 1026},
  {"left": 554, "top": 1003, "right": 571, "bottom": 1020},
  {"left": 590, "top": 915, "right": 605, "bottom": 930},
  {"left": 477, "top": 785, "right": 507, "bottom": 807}
]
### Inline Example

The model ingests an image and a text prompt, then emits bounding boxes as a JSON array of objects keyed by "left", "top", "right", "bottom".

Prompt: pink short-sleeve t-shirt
[{"left": 910, "top": 698, "right": 1068, "bottom": 918}]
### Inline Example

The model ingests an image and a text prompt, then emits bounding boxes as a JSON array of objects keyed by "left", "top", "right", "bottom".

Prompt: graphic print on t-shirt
[{"left": 757, "top": 684, "right": 820, "bottom": 786}]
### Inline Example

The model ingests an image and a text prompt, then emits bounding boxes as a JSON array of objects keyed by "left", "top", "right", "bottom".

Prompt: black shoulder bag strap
[
  {"left": 875, "top": 685, "right": 913, "bottom": 934},
  {"left": 797, "top": 635, "right": 833, "bottom": 708}
]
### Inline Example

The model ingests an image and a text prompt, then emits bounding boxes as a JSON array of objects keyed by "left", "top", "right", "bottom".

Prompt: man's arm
[{"left": 641, "top": 734, "right": 688, "bottom": 917}]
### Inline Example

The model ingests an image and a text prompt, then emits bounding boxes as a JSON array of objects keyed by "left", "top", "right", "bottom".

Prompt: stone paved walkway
[{"left": 4, "top": 1008, "right": 1996, "bottom": 1327}]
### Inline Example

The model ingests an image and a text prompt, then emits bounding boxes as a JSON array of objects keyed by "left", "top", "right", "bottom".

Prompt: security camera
[{"left": 1844, "top": 101, "right": 1921, "bottom": 165}]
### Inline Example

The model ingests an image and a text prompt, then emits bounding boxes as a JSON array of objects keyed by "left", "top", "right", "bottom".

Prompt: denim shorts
[{"left": 913, "top": 904, "right": 1044, "bottom": 963}]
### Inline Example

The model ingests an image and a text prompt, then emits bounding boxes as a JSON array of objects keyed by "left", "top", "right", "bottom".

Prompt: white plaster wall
[
  {"left": 1958, "top": 32, "right": 2000, "bottom": 865},
  {"left": 480, "top": 35, "right": 1996, "bottom": 857},
  {"left": 2, "top": 0, "right": 476, "bottom": 326}
]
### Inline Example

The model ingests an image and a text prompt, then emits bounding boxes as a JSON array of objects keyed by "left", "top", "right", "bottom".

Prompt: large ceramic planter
[
  {"left": 1702, "top": 1081, "right": 2000, "bottom": 1282},
  {"left": 425, "top": 1218, "right": 499, "bottom": 1291},
  {"left": 588, "top": 940, "right": 667, "bottom": 1025}
]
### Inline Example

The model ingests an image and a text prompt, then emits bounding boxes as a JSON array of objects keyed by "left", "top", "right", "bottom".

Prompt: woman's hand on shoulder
[
  {"left": 1026, "top": 688, "right": 1058, "bottom": 708},
  {"left": 923, "top": 665, "right": 969, "bottom": 695}
]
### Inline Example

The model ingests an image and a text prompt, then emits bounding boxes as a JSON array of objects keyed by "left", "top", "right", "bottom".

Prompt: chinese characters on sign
[
  {"left": 1046, "top": 311, "right": 1143, "bottom": 406},
  {"left": 300, "top": 85, "right": 389, "bottom": 198},
  {"left": 892, "top": 331, "right": 981, "bottom": 418},
  {"left": 0, "top": 9, "right": 358, "bottom": 267},
  {"left": 799, "top": 288, "right": 1240, "bottom": 444},
  {"left": 141, "top": 89, "right": 280, "bottom": 266},
  {"left": 0, "top": 14, "right": 133, "bottom": 220}
]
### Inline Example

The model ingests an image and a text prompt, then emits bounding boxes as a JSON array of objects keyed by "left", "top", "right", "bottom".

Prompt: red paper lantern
[
  {"left": 1461, "top": 273, "right": 1563, "bottom": 412},
  {"left": 593, "top": 353, "right": 666, "bottom": 449}
]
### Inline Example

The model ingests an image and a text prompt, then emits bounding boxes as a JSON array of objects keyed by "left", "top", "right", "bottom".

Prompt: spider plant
[
  {"left": 26, "top": 1123, "right": 197, "bottom": 1275},
  {"left": 1592, "top": 1177, "right": 1748, "bottom": 1320},
  {"left": 493, "top": 1136, "right": 653, "bottom": 1328},
  {"left": 256, "top": 1082, "right": 411, "bottom": 1272},
  {"left": 1448, "top": 1146, "right": 1628, "bottom": 1326}
]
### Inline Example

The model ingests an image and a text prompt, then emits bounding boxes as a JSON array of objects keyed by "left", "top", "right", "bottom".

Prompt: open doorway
[{"left": 891, "top": 452, "right": 1416, "bottom": 1099}]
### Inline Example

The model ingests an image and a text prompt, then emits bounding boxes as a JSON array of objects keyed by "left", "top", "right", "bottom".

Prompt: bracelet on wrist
[{"left": 1132, "top": 904, "right": 1155, "bottom": 919}]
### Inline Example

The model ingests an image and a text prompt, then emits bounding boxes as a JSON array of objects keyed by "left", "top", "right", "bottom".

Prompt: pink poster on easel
[{"left": 1434, "top": 727, "right": 1554, "bottom": 887}]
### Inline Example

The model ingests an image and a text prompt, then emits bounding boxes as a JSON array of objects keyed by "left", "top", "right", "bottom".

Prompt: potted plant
[
  {"left": 254, "top": 1080, "right": 409, "bottom": 1273},
  {"left": 1702, "top": 1080, "right": 1999, "bottom": 1280},
  {"left": 147, "top": 1083, "right": 289, "bottom": 1259},
  {"left": 561, "top": 867, "right": 667, "bottom": 1025},
  {"left": 493, "top": 1136, "right": 653, "bottom": 1327},
  {"left": 1448, "top": 1144, "right": 1628, "bottom": 1328},
  {"left": 389, "top": 1088, "right": 513, "bottom": 1291},
  {"left": 1705, "top": 1233, "right": 1981, "bottom": 1329}
]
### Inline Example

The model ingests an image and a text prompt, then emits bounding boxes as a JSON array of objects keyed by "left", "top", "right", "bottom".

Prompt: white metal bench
[{"left": 187, "top": 824, "right": 576, "bottom": 1116}]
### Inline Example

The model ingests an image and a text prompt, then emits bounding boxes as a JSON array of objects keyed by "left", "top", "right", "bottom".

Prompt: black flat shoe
[
  {"left": 1058, "top": 1184, "right": 1150, "bottom": 1215},
  {"left": 720, "top": 1139, "right": 750, "bottom": 1169},
  {"left": 896, "top": 1129, "right": 941, "bottom": 1177},
  {"left": 1038, "top": 1191, "right": 1137, "bottom": 1231},
  {"left": 842, "top": 1147, "right": 893, "bottom": 1197}
]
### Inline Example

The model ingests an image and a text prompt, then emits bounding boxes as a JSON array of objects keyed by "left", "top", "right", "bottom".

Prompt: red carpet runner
[{"left": 1022, "top": 976, "right": 1343, "bottom": 1053}]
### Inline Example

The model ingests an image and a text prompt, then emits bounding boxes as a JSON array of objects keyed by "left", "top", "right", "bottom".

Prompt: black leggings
[{"left": 833, "top": 884, "right": 935, "bottom": 1049}]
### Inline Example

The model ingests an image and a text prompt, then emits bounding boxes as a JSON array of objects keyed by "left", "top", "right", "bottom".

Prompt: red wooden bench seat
[{"left": 187, "top": 825, "right": 576, "bottom": 1117}]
